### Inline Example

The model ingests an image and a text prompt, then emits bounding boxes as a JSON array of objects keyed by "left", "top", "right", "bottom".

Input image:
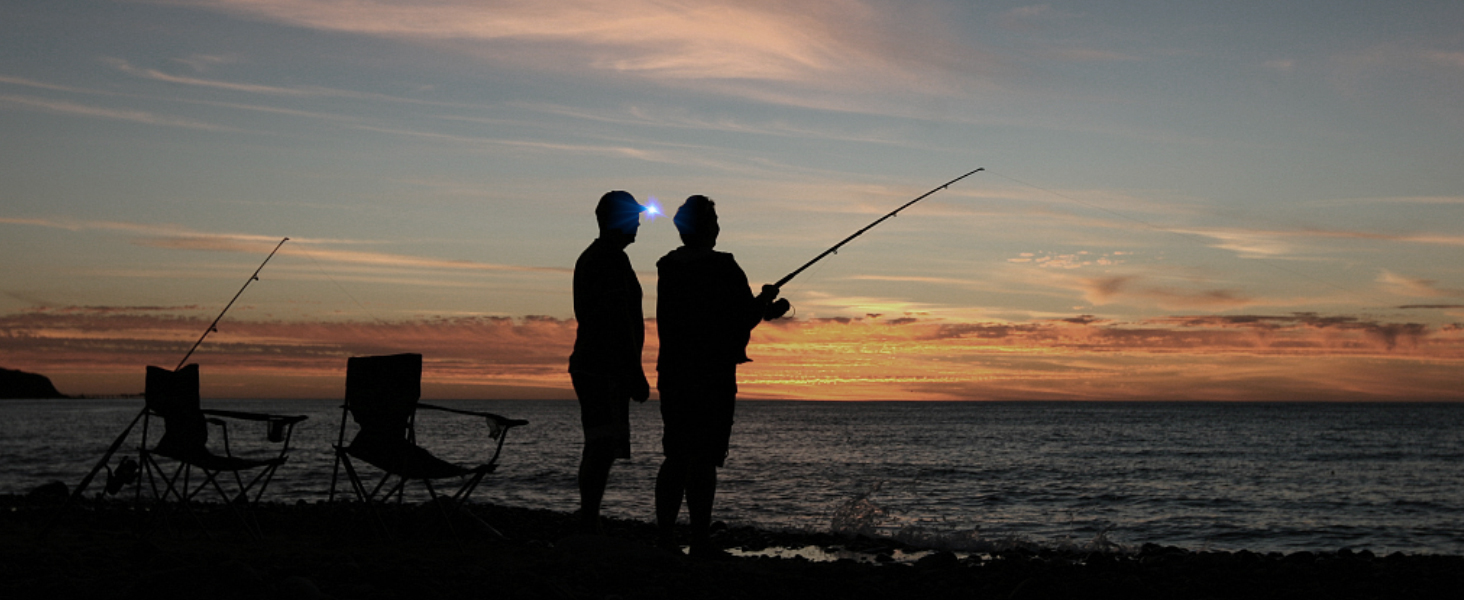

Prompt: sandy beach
[{"left": 4, "top": 491, "right": 1460, "bottom": 600}]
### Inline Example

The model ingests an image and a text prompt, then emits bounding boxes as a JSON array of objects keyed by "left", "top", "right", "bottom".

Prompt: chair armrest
[
  {"left": 417, "top": 403, "right": 529, "bottom": 429},
  {"left": 201, "top": 409, "right": 308, "bottom": 424}
]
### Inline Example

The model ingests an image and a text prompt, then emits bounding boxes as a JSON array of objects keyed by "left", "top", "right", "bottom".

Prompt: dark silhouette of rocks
[
  {"left": 10, "top": 496, "right": 1461, "bottom": 599},
  {"left": 0, "top": 367, "right": 69, "bottom": 399}
]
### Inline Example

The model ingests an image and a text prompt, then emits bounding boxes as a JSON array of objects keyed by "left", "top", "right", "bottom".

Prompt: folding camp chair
[
  {"left": 137, "top": 364, "right": 307, "bottom": 538},
  {"left": 329, "top": 353, "right": 528, "bottom": 537}
]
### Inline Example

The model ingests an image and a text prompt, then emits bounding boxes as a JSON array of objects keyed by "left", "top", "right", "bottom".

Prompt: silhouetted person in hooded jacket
[
  {"left": 655, "top": 195, "right": 788, "bottom": 556},
  {"left": 569, "top": 190, "right": 651, "bottom": 534}
]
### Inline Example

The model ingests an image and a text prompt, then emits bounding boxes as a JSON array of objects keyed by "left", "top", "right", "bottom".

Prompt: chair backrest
[
  {"left": 345, "top": 353, "right": 422, "bottom": 440},
  {"left": 145, "top": 364, "right": 207, "bottom": 454}
]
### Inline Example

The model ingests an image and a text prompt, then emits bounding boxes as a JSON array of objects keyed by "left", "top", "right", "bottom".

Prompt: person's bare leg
[
  {"left": 655, "top": 456, "right": 688, "bottom": 549},
  {"left": 685, "top": 461, "right": 718, "bottom": 554},
  {"left": 578, "top": 446, "right": 615, "bottom": 533}
]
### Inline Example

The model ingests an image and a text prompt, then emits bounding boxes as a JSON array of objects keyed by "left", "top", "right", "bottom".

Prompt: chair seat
[
  {"left": 346, "top": 432, "right": 491, "bottom": 480},
  {"left": 153, "top": 444, "right": 286, "bottom": 472}
]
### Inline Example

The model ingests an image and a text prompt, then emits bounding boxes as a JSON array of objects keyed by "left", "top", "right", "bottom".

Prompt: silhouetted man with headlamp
[
  {"left": 569, "top": 190, "right": 651, "bottom": 534},
  {"left": 655, "top": 194, "right": 788, "bottom": 557}
]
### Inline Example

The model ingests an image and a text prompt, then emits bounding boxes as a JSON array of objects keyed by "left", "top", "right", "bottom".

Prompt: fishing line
[
  {"left": 986, "top": 169, "right": 1394, "bottom": 308},
  {"left": 775, "top": 168, "right": 983, "bottom": 288},
  {"left": 291, "top": 242, "right": 391, "bottom": 326}
]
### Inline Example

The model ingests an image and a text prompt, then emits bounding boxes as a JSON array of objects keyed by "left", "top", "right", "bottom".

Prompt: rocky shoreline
[{"left": 4, "top": 494, "right": 1460, "bottom": 599}]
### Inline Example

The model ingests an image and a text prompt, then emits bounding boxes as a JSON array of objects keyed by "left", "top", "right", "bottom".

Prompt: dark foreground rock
[{"left": 3, "top": 494, "right": 1459, "bottom": 599}]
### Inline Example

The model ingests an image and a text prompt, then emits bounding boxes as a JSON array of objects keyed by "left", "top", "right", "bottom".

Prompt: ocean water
[{"left": 2, "top": 399, "right": 1461, "bottom": 555}]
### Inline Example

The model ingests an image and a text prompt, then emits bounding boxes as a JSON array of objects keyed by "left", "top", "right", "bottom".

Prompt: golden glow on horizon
[{"left": 3, "top": 310, "right": 1461, "bottom": 401}]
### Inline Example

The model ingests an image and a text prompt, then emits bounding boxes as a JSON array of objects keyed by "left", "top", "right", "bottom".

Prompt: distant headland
[{"left": 0, "top": 367, "right": 71, "bottom": 399}]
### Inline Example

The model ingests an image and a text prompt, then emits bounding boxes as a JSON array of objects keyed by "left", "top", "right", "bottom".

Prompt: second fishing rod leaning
[
  {"left": 42, "top": 237, "right": 290, "bottom": 538},
  {"left": 175, "top": 237, "right": 289, "bottom": 370},
  {"left": 773, "top": 168, "right": 984, "bottom": 289}
]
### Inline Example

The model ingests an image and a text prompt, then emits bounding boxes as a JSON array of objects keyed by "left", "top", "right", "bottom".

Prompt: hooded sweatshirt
[{"left": 655, "top": 246, "right": 765, "bottom": 390}]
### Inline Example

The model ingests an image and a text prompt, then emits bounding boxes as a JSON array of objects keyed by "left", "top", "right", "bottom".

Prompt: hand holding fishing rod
[{"left": 769, "top": 168, "right": 984, "bottom": 297}]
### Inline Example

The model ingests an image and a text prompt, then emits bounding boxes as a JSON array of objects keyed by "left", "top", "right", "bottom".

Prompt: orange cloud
[
  {"left": 0, "top": 310, "right": 580, "bottom": 398},
  {"left": 187, "top": 0, "right": 1000, "bottom": 101},
  {"left": 1080, "top": 275, "right": 1253, "bottom": 310},
  {"left": 4, "top": 310, "right": 1461, "bottom": 401},
  {"left": 733, "top": 315, "right": 1464, "bottom": 400}
]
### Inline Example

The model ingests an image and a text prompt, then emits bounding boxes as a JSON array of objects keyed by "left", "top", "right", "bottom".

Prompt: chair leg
[
  {"left": 136, "top": 452, "right": 172, "bottom": 536},
  {"left": 140, "top": 457, "right": 211, "bottom": 539},
  {"left": 336, "top": 454, "right": 390, "bottom": 540},
  {"left": 381, "top": 478, "right": 407, "bottom": 504},
  {"left": 453, "top": 471, "right": 507, "bottom": 540},
  {"left": 452, "top": 471, "right": 489, "bottom": 505},
  {"left": 421, "top": 479, "right": 465, "bottom": 548},
  {"left": 201, "top": 469, "right": 263, "bottom": 540},
  {"left": 229, "top": 466, "right": 248, "bottom": 501}
]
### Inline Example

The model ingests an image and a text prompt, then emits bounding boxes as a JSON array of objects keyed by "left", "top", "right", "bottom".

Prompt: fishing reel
[{"left": 764, "top": 298, "right": 792, "bottom": 320}]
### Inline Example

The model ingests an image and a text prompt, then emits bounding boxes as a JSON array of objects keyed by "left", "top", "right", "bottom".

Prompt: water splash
[{"left": 829, "top": 482, "right": 889, "bottom": 537}]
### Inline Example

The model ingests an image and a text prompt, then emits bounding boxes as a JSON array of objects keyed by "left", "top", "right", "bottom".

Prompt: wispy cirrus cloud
[
  {"left": 139, "top": 235, "right": 570, "bottom": 274},
  {"left": 1007, "top": 250, "right": 1129, "bottom": 269},
  {"left": 848, "top": 274, "right": 984, "bottom": 287},
  {"left": 1348, "top": 195, "right": 1464, "bottom": 205},
  {"left": 180, "top": 0, "right": 1002, "bottom": 99},
  {"left": 344, "top": 123, "right": 700, "bottom": 168},
  {"left": 106, "top": 57, "right": 482, "bottom": 109},
  {"left": 1174, "top": 225, "right": 1464, "bottom": 259},
  {"left": 0, "top": 75, "right": 102, "bottom": 94},
  {"left": 2, "top": 70, "right": 365, "bottom": 125},
  {"left": 997, "top": 3, "right": 1082, "bottom": 30},
  {"left": 1263, "top": 58, "right": 1296, "bottom": 73},
  {"left": 515, "top": 103, "right": 923, "bottom": 148},
  {"left": 2, "top": 217, "right": 569, "bottom": 274},
  {"left": 106, "top": 57, "right": 322, "bottom": 96},
  {"left": 793, "top": 291, "right": 945, "bottom": 317},
  {"left": 1425, "top": 51, "right": 1464, "bottom": 68},
  {"left": 1172, "top": 227, "right": 1299, "bottom": 258},
  {"left": 0, "top": 93, "right": 234, "bottom": 131},
  {"left": 1378, "top": 270, "right": 1464, "bottom": 298}
]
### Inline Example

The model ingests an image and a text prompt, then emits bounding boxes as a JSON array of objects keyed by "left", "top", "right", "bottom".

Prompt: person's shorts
[
  {"left": 658, "top": 386, "right": 736, "bottom": 467},
  {"left": 572, "top": 371, "right": 631, "bottom": 459}
]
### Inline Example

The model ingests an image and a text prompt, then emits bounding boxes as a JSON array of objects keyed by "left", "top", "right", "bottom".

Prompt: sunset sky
[{"left": 3, "top": 1, "right": 1462, "bottom": 400}]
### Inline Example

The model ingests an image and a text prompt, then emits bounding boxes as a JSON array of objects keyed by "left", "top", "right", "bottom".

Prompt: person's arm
[
  {"left": 728, "top": 257, "right": 779, "bottom": 332},
  {"left": 575, "top": 249, "right": 645, "bottom": 398},
  {"left": 607, "top": 257, "right": 650, "bottom": 401}
]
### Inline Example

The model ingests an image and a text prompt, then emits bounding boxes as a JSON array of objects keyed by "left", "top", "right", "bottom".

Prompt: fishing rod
[
  {"left": 774, "top": 168, "right": 983, "bottom": 288},
  {"left": 43, "top": 237, "right": 289, "bottom": 538},
  {"left": 175, "top": 237, "right": 289, "bottom": 370}
]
